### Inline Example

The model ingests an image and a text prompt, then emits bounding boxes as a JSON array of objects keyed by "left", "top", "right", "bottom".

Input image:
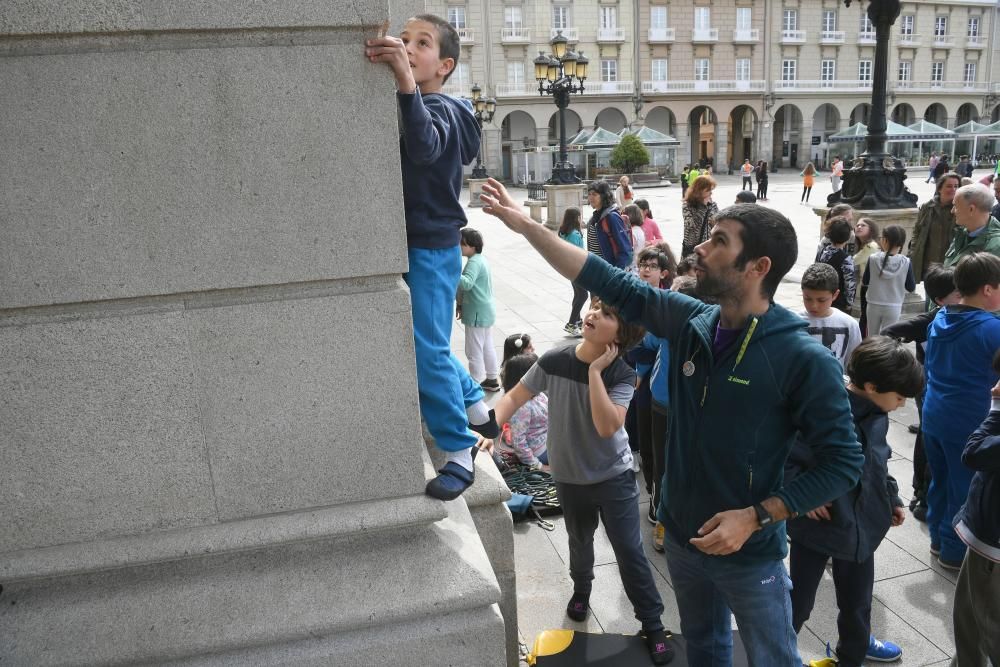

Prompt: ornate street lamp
[
  {"left": 534, "top": 30, "right": 588, "bottom": 184},
  {"left": 830, "top": 0, "right": 917, "bottom": 209},
  {"left": 469, "top": 83, "right": 496, "bottom": 179}
]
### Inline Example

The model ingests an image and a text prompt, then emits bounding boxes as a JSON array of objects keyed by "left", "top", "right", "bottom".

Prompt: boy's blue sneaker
[
  {"left": 865, "top": 635, "right": 902, "bottom": 662},
  {"left": 425, "top": 462, "right": 474, "bottom": 501}
]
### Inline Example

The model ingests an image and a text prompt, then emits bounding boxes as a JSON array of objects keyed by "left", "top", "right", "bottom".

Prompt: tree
[{"left": 610, "top": 134, "right": 651, "bottom": 175}]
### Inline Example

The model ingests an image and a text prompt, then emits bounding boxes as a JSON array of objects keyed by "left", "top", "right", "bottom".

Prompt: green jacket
[
  {"left": 458, "top": 253, "right": 495, "bottom": 327},
  {"left": 943, "top": 217, "right": 1000, "bottom": 267},
  {"left": 909, "top": 196, "right": 956, "bottom": 280},
  {"left": 577, "top": 256, "right": 864, "bottom": 564}
]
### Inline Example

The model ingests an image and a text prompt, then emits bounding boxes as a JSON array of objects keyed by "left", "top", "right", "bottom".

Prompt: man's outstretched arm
[{"left": 481, "top": 179, "right": 587, "bottom": 281}]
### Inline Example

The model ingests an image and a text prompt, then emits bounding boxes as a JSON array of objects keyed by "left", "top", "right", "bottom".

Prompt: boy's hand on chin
[{"left": 589, "top": 344, "right": 618, "bottom": 373}]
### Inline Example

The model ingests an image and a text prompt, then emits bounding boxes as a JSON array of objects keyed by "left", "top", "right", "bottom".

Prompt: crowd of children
[{"left": 369, "top": 15, "right": 999, "bottom": 665}]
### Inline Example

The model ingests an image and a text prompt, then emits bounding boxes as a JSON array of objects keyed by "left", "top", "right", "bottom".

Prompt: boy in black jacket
[
  {"left": 882, "top": 264, "right": 960, "bottom": 520},
  {"left": 950, "top": 349, "right": 1000, "bottom": 665},
  {"left": 786, "top": 337, "right": 923, "bottom": 666}
]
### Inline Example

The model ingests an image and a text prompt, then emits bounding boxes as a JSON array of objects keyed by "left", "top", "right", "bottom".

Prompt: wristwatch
[{"left": 752, "top": 503, "right": 773, "bottom": 529}]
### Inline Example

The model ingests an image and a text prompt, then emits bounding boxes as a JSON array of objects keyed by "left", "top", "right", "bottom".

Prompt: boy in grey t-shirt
[
  {"left": 800, "top": 263, "right": 862, "bottom": 368},
  {"left": 493, "top": 299, "right": 674, "bottom": 665}
]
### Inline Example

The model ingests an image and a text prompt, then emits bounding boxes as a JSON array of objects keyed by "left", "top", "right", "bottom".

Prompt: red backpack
[{"left": 599, "top": 208, "right": 633, "bottom": 264}]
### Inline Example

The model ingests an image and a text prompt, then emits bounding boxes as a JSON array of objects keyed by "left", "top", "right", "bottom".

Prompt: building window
[
  {"left": 507, "top": 62, "right": 524, "bottom": 85},
  {"left": 964, "top": 62, "right": 976, "bottom": 83},
  {"left": 504, "top": 6, "right": 522, "bottom": 30},
  {"left": 736, "top": 58, "right": 751, "bottom": 81},
  {"left": 934, "top": 16, "right": 948, "bottom": 38},
  {"left": 822, "top": 10, "right": 837, "bottom": 32},
  {"left": 931, "top": 61, "right": 944, "bottom": 83},
  {"left": 600, "top": 6, "right": 617, "bottom": 30},
  {"left": 452, "top": 62, "right": 470, "bottom": 89},
  {"left": 859, "top": 59, "right": 872, "bottom": 82},
  {"left": 898, "top": 60, "right": 912, "bottom": 82},
  {"left": 652, "top": 59, "right": 668, "bottom": 81},
  {"left": 860, "top": 14, "right": 874, "bottom": 34},
  {"left": 968, "top": 17, "right": 980, "bottom": 37},
  {"left": 900, "top": 15, "right": 914, "bottom": 36},
  {"left": 821, "top": 59, "right": 836, "bottom": 82},
  {"left": 694, "top": 7, "right": 711, "bottom": 31},
  {"left": 447, "top": 6, "right": 466, "bottom": 30},
  {"left": 782, "top": 10, "right": 797, "bottom": 32},
  {"left": 736, "top": 7, "right": 751, "bottom": 31},
  {"left": 552, "top": 5, "right": 569, "bottom": 31},
  {"left": 694, "top": 58, "right": 710, "bottom": 81},
  {"left": 781, "top": 59, "right": 797, "bottom": 81},
  {"left": 601, "top": 59, "right": 617, "bottom": 82},
  {"left": 651, "top": 6, "right": 667, "bottom": 30}
]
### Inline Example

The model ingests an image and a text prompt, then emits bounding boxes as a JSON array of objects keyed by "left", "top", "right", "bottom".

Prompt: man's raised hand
[{"left": 481, "top": 179, "right": 533, "bottom": 234}]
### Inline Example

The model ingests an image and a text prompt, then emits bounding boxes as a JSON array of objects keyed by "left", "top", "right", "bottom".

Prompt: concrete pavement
[{"left": 453, "top": 169, "right": 974, "bottom": 666}]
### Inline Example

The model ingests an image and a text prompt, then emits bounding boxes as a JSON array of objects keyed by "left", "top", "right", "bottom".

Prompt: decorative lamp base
[
  {"left": 547, "top": 163, "right": 581, "bottom": 185},
  {"left": 827, "top": 153, "right": 917, "bottom": 210}
]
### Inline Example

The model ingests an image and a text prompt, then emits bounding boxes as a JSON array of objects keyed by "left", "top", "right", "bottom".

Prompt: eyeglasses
[{"left": 638, "top": 262, "right": 663, "bottom": 271}]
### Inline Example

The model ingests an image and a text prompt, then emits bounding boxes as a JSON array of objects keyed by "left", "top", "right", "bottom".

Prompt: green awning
[
  {"left": 617, "top": 125, "right": 681, "bottom": 146},
  {"left": 569, "top": 127, "right": 622, "bottom": 148}
]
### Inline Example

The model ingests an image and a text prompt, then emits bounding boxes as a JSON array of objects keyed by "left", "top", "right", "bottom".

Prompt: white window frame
[
  {"left": 447, "top": 6, "right": 466, "bottom": 30},
  {"left": 735, "top": 58, "right": 751, "bottom": 81},
  {"left": 651, "top": 59, "right": 668, "bottom": 81},
  {"left": 600, "top": 6, "right": 617, "bottom": 30},
  {"left": 601, "top": 59, "right": 617, "bottom": 82},
  {"left": 452, "top": 62, "right": 470, "bottom": 89},
  {"left": 934, "top": 16, "right": 947, "bottom": 38},
  {"left": 931, "top": 61, "right": 944, "bottom": 83},
  {"left": 552, "top": 5, "right": 569, "bottom": 31},
  {"left": 694, "top": 7, "right": 711, "bottom": 31},
  {"left": 651, "top": 6, "right": 667, "bottom": 30},
  {"left": 859, "top": 59, "right": 872, "bottom": 82},
  {"left": 694, "top": 58, "right": 710, "bottom": 81},
  {"left": 860, "top": 15, "right": 874, "bottom": 34},
  {"left": 736, "top": 8, "right": 752, "bottom": 31},
  {"left": 901, "top": 15, "right": 914, "bottom": 36},
  {"left": 507, "top": 61, "right": 524, "bottom": 85},
  {"left": 822, "top": 10, "right": 837, "bottom": 32},
  {"left": 504, "top": 6, "right": 522, "bottom": 30},
  {"left": 898, "top": 60, "right": 912, "bottom": 82},
  {"left": 964, "top": 62, "right": 976, "bottom": 83},
  {"left": 783, "top": 10, "right": 798, "bottom": 32},
  {"left": 821, "top": 59, "right": 836, "bottom": 82},
  {"left": 968, "top": 17, "right": 980, "bottom": 38},
  {"left": 781, "top": 59, "right": 797, "bottom": 81}
]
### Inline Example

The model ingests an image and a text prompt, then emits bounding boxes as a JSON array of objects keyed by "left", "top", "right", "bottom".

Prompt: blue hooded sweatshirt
[
  {"left": 922, "top": 305, "right": 1000, "bottom": 441},
  {"left": 397, "top": 91, "right": 481, "bottom": 249},
  {"left": 576, "top": 255, "right": 864, "bottom": 564}
]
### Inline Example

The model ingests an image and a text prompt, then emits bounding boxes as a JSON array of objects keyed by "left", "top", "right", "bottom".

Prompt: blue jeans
[
  {"left": 663, "top": 532, "right": 801, "bottom": 667},
  {"left": 923, "top": 429, "right": 975, "bottom": 563},
  {"left": 404, "top": 246, "right": 483, "bottom": 452}
]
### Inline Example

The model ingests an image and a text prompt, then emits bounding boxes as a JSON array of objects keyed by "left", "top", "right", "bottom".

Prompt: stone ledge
[{"left": 0, "top": 494, "right": 446, "bottom": 584}]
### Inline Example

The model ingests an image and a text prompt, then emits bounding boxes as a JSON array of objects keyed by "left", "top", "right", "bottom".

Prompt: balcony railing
[
  {"left": 932, "top": 34, "right": 953, "bottom": 47},
  {"left": 457, "top": 28, "right": 474, "bottom": 44},
  {"left": 732, "top": 28, "right": 760, "bottom": 42},
  {"left": 587, "top": 80, "right": 634, "bottom": 95},
  {"left": 550, "top": 27, "right": 578, "bottom": 41},
  {"left": 597, "top": 27, "right": 625, "bottom": 42},
  {"left": 501, "top": 27, "right": 530, "bottom": 43},
  {"left": 967, "top": 34, "right": 986, "bottom": 48},
  {"left": 899, "top": 33, "right": 920, "bottom": 46},
  {"left": 858, "top": 31, "right": 876, "bottom": 44},
  {"left": 495, "top": 82, "right": 537, "bottom": 97},
  {"left": 820, "top": 30, "right": 846, "bottom": 43},
  {"left": 642, "top": 80, "right": 766, "bottom": 93},
  {"left": 894, "top": 80, "right": 989, "bottom": 93},
  {"left": 691, "top": 27, "right": 719, "bottom": 42},
  {"left": 773, "top": 79, "right": 874, "bottom": 92},
  {"left": 648, "top": 27, "right": 676, "bottom": 42},
  {"left": 781, "top": 29, "right": 807, "bottom": 43}
]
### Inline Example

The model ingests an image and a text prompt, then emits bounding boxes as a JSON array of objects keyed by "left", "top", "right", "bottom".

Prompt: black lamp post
[
  {"left": 534, "top": 31, "right": 589, "bottom": 184},
  {"left": 830, "top": 0, "right": 917, "bottom": 209},
  {"left": 469, "top": 83, "right": 496, "bottom": 179}
]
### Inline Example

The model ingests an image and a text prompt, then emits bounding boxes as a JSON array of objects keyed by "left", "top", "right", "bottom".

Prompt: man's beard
[{"left": 695, "top": 265, "right": 742, "bottom": 302}]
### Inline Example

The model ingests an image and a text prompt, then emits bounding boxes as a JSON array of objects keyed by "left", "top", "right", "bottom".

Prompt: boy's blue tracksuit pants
[{"left": 404, "top": 246, "right": 483, "bottom": 453}]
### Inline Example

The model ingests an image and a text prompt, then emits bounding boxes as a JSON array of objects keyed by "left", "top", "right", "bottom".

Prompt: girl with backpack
[
  {"left": 863, "top": 225, "right": 916, "bottom": 334},
  {"left": 586, "top": 181, "right": 632, "bottom": 269}
]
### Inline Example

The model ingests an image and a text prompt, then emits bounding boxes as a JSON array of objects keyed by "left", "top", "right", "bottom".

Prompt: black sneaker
[
  {"left": 912, "top": 502, "right": 927, "bottom": 522},
  {"left": 566, "top": 592, "right": 589, "bottom": 622},
  {"left": 480, "top": 378, "right": 501, "bottom": 393},
  {"left": 908, "top": 423, "right": 920, "bottom": 434},
  {"left": 642, "top": 628, "right": 675, "bottom": 665}
]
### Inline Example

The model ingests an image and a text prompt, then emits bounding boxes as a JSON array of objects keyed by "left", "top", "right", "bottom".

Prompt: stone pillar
[
  {"left": 0, "top": 3, "right": 509, "bottom": 665},
  {"left": 544, "top": 184, "right": 588, "bottom": 231},
  {"left": 484, "top": 126, "right": 503, "bottom": 178},
  {"left": 759, "top": 119, "right": 774, "bottom": 165},
  {"left": 675, "top": 123, "right": 692, "bottom": 167},
  {"left": 715, "top": 121, "right": 730, "bottom": 173},
  {"left": 469, "top": 178, "right": 488, "bottom": 207}
]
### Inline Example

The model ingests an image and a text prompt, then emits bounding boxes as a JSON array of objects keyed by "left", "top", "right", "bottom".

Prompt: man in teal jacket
[
  {"left": 480, "top": 180, "right": 864, "bottom": 667},
  {"left": 943, "top": 183, "right": 1000, "bottom": 267}
]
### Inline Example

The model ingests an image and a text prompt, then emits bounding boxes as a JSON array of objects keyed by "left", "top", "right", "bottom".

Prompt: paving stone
[{"left": 872, "top": 569, "right": 957, "bottom": 658}]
